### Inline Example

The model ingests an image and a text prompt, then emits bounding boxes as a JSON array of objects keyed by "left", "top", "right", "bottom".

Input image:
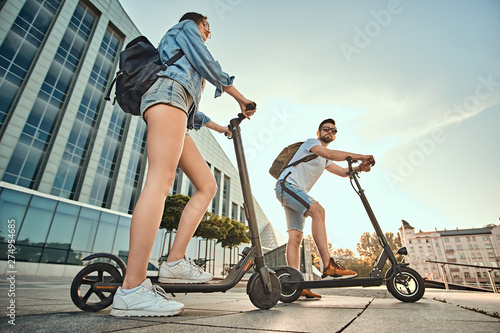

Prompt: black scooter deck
[
  {"left": 283, "top": 277, "right": 383, "bottom": 290},
  {"left": 149, "top": 275, "right": 242, "bottom": 293}
]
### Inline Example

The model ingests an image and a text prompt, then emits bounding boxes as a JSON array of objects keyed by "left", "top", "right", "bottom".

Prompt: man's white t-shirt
[{"left": 278, "top": 138, "right": 333, "bottom": 193}]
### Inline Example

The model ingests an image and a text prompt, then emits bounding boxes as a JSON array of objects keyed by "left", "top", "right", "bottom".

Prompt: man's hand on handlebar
[{"left": 359, "top": 155, "right": 375, "bottom": 172}]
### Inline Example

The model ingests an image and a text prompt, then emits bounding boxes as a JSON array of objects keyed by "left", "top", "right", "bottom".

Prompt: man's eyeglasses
[{"left": 322, "top": 126, "right": 337, "bottom": 134}]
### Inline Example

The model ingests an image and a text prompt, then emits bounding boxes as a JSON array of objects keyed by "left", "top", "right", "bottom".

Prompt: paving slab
[{"left": 1, "top": 276, "right": 499, "bottom": 333}]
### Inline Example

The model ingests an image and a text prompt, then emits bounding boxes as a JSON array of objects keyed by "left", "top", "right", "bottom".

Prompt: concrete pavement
[{"left": 0, "top": 276, "right": 498, "bottom": 332}]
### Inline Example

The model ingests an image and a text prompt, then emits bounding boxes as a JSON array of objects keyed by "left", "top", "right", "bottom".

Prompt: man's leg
[
  {"left": 305, "top": 202, "right": 330, "bottom": 269},
  {"left": 286, "top": 229, "right": 303, "bottom": 270}
]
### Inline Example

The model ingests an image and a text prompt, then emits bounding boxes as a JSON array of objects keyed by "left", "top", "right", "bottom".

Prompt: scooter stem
[{"left": 229, "top": 112, "right": 264, "bottom": 267}]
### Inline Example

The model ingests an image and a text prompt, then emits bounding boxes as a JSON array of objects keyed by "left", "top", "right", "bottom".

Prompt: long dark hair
[{"left": 179, "top": 12, "right": 207, "bottom": 25}]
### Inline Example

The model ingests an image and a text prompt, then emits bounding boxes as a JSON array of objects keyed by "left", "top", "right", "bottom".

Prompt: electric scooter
[
  {"left": 70, "top": 105, "right": 282, "bottom": 311},
  {"left": 273, "top": 156, "right": 425, "bottom": 303}
]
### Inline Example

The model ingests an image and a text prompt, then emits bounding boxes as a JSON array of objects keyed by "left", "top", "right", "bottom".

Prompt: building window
[
  {"left": 186, "top": 179, "right": 195, "bottom": 198},
  {"left": 222, "top": 175, "right": 230, "bottom": 217},
  {"left": 0, "top": 0, "right": 63, "bottom": 127},
  {"left": 474, "top": 244, "right": 479, "bottom": 249},
  {"left": 0, "top": 189, "right": 31, "bottom": 244},
  {"left": 472, "top": 236, "right": 476, "bottom": 241},
  {"left": 483, "top": 236, "right": 489, "bottom": 241},
  {"left": 171, "top": 167, "right": 183, "bottom": 195},
  {"left": 466, "top": 236, "right": 471, "bottom": 241},
  {"left": 446, "top": 245, "right": 452, "bottom": 251},
  {"left": 3, "top": 2, "right": 97, "bottom": 188},
  {"left": 435, "top": 242, "right": 439, "bottom": 247},
  {"left": 15, "top": 196, "right": 58, "bottom": 262},
  {"left": 91, "top": 212, "right": 119, "bottom": 253},
  {"left": 454, "top": 237, "right": 460, "bottom": 242},
  {"left": 240, "top": 206, "right": 246, "bottom": 225},
  {"left": 53, "top": 27, "right": 122, "bottom": 199},
  {"left": 211, "top": 168, "right": 221, "bottom": 214},
  {"left": 457, "top": 245, "right": 462, "bottom": 250},
  {"left": 89, "top": 105, "right": 128, "bottom": 207},
  {"left": 444, "top": 238, "right": 449, "bottom": 242},
  {"left": 231, "top": 202, "right": 238, "bottom": 220},
  {"left": 118, "top": 121, "right": 147, "bottom": 213}
]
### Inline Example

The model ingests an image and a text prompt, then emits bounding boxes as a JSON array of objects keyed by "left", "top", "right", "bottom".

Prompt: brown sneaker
[
  {"left": 301, "top": 289, "right": 321, "bottom": 299},
  {"left": 322, "top": 258, "right": 357, "bottom": 279}
]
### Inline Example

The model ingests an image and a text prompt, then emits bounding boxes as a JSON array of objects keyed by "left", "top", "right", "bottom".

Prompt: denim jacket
[
  {"left": 193, "top": 111, "right": 211, "bottom": 130},
  {"left": 157, "top": 20, "right": 234, "bottom": 129}
]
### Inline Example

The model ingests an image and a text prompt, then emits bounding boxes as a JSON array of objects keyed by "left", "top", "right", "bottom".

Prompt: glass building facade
[{"left": 0, "top": 0, "right": 283, "bottom": 277}]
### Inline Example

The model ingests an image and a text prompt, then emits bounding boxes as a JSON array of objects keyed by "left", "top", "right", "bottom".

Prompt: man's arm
[
  {"left": 326, "top": 162, "right": 366, "bottom": 177},
  {"left": 310, "top": 145, "right": 375, "bottom": 165}
]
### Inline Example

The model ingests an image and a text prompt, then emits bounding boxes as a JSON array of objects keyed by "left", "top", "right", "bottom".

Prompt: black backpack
[{"left": 104, "top": 36, "right": 184, "bottom": 115}]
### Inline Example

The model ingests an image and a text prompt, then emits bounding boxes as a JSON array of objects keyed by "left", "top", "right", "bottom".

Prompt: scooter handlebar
[
  {"left": 346, "top": 156, "right": 358, "bottom": 174},
  {"left": 225, "top": 103, "right": 257, "bottom": 139}
]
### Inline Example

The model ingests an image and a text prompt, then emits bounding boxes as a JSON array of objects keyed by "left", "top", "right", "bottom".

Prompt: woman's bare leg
[
  {"left": 167, "top": 134, "right": 217, "bottom": 262},
  {"left": 122, "top": 105, "right": 187, "bottom": 289}
]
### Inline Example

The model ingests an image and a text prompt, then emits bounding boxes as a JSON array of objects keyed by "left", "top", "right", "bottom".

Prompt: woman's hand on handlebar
[
  {"left": 222, "top": 85, "right": 256, "bottom": 119},
  {"left": 240, "top": 99, "right": 256, "bottom": 119}
]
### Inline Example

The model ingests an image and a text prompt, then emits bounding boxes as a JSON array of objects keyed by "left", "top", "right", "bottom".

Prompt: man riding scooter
[{"left": 274, "top": 118, "right": 375, "bottom": 299}]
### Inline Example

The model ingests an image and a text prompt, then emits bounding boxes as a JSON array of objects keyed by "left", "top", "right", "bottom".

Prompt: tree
[
  {"left": 332, "top": 248, "right": 356, "bottom": 259},
  {"left": 194, "top": 212, "right": 228, "bottom": 241},
  {"left": 160, "top": 194, "right": 190, "bottom": 232},
  {"left": 355, "top": 231, "right": 402, "bottom": 271},
  {"left": 220, "top": 217, "right": 250, "bottom": 249}
]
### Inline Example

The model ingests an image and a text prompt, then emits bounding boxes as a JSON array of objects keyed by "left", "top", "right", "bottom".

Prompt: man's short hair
[{"left": 318, "top": 118, "right": 336, "bottom": 131}]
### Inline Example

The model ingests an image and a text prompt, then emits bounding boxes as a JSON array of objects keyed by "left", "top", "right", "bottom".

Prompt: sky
[{"left": 118, "top": 0, "right": 500, "bottom": 252}]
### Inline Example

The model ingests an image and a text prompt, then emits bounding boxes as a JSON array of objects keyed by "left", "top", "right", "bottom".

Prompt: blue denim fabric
[
  {"left": 193, "top": 111, "right": 211, "bottom": 130},
  {"left": 275, "top": 181, "right": 317, "bottom": 232},
  {"left": 157, "top": 20, "right": 234, "bottom": 129}
]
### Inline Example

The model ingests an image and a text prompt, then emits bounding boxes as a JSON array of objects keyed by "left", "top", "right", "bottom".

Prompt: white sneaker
[
  {"left": 110, "top": 279, "right": 184, "bottom": 317},
  {"left": 159, "top": 256, "right": 213, "bottom": 284}
]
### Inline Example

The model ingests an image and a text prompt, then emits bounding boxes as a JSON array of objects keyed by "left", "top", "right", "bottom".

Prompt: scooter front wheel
[
  {"left": 248, "top": 272, "right": 281, "bottom": 310},
  {"left": 386, "top": 266, "right": 425, "bottom": 302},
  {"left": 70, "top": 262, "right": 123, "bottom": 311},
  {"left": 275, "top": 268, "right": 303, "bottom": 303}
]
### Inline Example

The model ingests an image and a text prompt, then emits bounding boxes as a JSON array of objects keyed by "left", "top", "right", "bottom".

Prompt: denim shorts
[
  {"left": 140, "top": 77, "right": 194, "bottom": 118},
  {"left": 275, "top": 181, "right": 317, "bottom": 232}
]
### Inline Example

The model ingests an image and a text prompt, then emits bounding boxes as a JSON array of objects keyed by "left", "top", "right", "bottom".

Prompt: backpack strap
[
  {"left": 165, "top": 50, "right": 184, "bottom": 66},
  {"left": 284, "top": 154, "right": 318, "bottom": 170}
]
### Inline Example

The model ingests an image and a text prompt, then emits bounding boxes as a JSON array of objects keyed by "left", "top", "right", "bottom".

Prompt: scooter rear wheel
[
  {"left": 275, "top": 268, "right": 303, "bottom": 303},
  {"left": 386, "top": 266, "right": 425, "bottom": 302},
  {"left": 70, "top": 262, "right": 123, "bottom": 311},
  {"left": 248, "top": 272, "right": 281, "bottom": 310}
]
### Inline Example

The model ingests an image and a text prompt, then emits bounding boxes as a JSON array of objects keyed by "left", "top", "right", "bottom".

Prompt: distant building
[
  {"left": 0, "top": 0, "right": 284, "bottom": 278},
  {"left": 399, "top": 220, "right": 500, "bottom": 290}
]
